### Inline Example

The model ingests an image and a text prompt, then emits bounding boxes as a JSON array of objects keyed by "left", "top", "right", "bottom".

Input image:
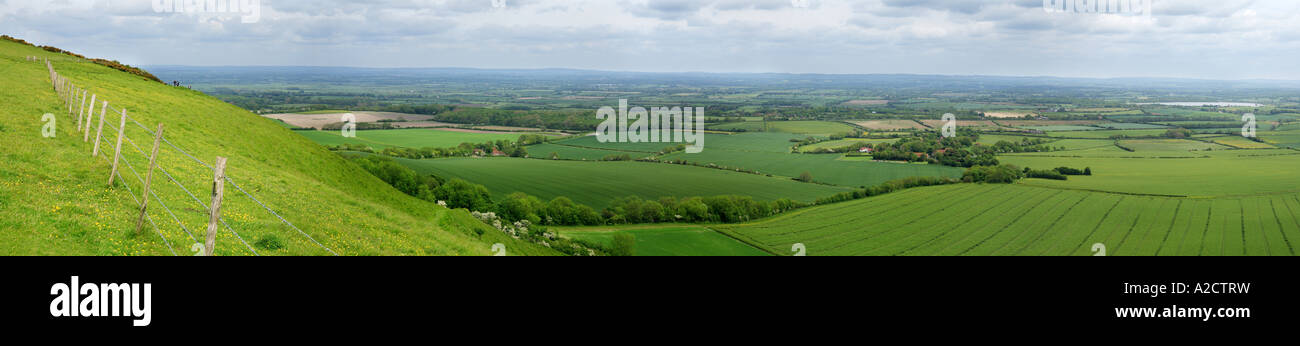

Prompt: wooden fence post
[
  {"left": 92, "top": 101, "right": 108, "bottom": 156},
  {"left": 77, "top": 92, "right": 88, "bottom": 132},
  {"left": 135, "top": 123, "right": 165, "bottom": 234},
  {"left": 108, "top": 109, "right": 128, "bottom": 186},
  {"left": 84, "top": 94, "right": 96, "bottom": 142},
  {"left": 204, "top": 157, "right": 228, "bottom": 256}
]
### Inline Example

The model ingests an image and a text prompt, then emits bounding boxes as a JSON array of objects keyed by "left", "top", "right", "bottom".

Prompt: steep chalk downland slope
[{"left": 0, "top": 39, "right": 557, "bottom": 256}]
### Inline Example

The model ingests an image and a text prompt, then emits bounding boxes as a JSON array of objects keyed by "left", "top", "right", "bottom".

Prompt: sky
[{"left": 4, "top": 0, "right": 1300, "bottom": 80}]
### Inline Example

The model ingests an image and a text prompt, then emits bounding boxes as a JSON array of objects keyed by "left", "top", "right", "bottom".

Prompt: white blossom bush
[{"left": 469, "top": 210, "right": 602, "bottom": 255}]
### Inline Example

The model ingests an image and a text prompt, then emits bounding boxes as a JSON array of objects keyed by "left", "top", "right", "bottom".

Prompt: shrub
[
  {"left": 1025, "top": 169, "right": 1068, "bottom": 180},
  {"left": 611, "top": 233, "right": 636, "bottom": 256},
  {"left": 962, "top": 164, "right": 1024, "bottom": 184},
  {"left": 796, "top": 171, "right": 814, "bottom": 182},
  {"left": 254, "top": 234, "right": 286, "bottom": 251}
]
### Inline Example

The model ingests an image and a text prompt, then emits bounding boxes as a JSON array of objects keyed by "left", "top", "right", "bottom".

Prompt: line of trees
[{"left": 962, "top": 164, "right": 1091, "bottom": 183}]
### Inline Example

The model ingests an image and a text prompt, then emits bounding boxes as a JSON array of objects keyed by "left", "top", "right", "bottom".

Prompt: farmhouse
[{"left": 858, "top": 147, "right": 872, "bottom": 153}]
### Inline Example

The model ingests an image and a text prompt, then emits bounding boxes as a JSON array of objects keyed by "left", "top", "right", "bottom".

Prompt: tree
[
  {"left": 434, "top": 178, "right": 495, "bottom": 211},
  {"left": 611, "top": 233, "right": 636, "bottom": 256},
  {"left": 797, "top": 171, "right": 814, "bottom": 183},
  {"left": 545, "top": 197, "right": 579, "bottom": 225},
  {"left": 1084, "top": 167, "right": 1092, "bottom": 176},
  {"left": 498, "top": 192, "right": 544, "bottom": 224}
]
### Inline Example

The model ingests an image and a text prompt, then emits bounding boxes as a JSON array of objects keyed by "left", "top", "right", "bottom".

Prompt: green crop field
[
  {"left": 1260, "top": 130, "right": 1300, "bottom": 148},
  {"left": 999, "top": 150, "right": 1300, "bottom": 197},
  {"left": 798, "top": 138, "right": 899, "bottom": 153},
  {"left": 296, "top": 128, "right": 527, "bottom": 150},
  {"left": 1117, "top": 139, "right": 1228, "bottom": 152},
  {"left": 525, "top": 143, "right": 645, "bottom": 160},
  {"left": 394, "top": 157, "right": 851, "bottom": 208},
  {"left": 1213, "top": 136, "right": 1276, "bottom": 149},
  {"left": 554, "top": 135, "right": 681, "bottom": 153},
  {"left": 707, "top": 121, "right": 767, "bottom": 132},
  {"left": 1020, "top": 125, "right": 1100, "bottom": 132},
  {"left": 661, "top": 149, "right": 964, "bottom": 187},
  {"left": 1095, "top": 123, "right": 1169, "bottom": 130},
  {"left": 1046, "top": 129, "right": 1169, "bottom": 138},
  {"left": 766, "top": 121, "right": 857, "bottom": 135},
  {"left": 0, "top": 40, "right": 554, "bottom": 256},
  {"left": 555, "top": 132, "right": 806, "bottom": 153},
  {"left": 714, "top": 184, "right": 1300, "bottom": 256},
  {"left": 556, "top": 225, "right": 770, "bottom": 256}
]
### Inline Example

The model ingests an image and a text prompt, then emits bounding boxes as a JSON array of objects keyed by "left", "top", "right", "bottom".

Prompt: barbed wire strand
[
  {"left": 95, "top": 148, "right": 178, "bottom": 256},
  {"left": 102, "top": 121, "right": 260, "bottom": 256},
  {"left": 121, "top": 113, "right": 337, "bottom": 256}
]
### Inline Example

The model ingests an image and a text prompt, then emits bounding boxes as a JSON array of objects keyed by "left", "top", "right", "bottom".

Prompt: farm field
[
  {"left": 797, "top": 138, "right": 899, "bottom": 153},
  {"left": 660, "top": 149, "right": 965, "bottom": 187},
  {"left": 1019, "top": 125, "right": 1101, "bottom": 132},
  {"left": 264, "top": 111, "right": 443, "bottom": 129},
  {"left": 974, "top": 135, "right": 1114, "bottom": 151},
  {"left": 995, "top": 120, "right": 1104, "bottom": 126},
  {"left": 851, "top": 119, "right": 927, "bottom": 130},
  {"left": 1048, "top": 138, "right": 1121, "bottom": 151},
  {"left": 526, "top": 143, "right": 645, "bottom": 160},
  {"left": 1117, "top": 139, "right": 1228, "bottom": 152},
  {"left": 395, "top": 157, "right": 852, "bottom": 208},
  {"left": 296, "top": 128, "right": 527, "bottom": 150},
  {"left": 713, "top": 184, "right": 1300, "bottom": 256},
  {"left": 553, "top": 135, "right": 684, "bottom": 153},
  {"left": 1260, "top": 130, "right": 1300, "bottom": 148},
  {"left": 982, "top": 111, "right": 1035, "bottom": 118},
  {"left": 555, "top": 225, "right": 770, "bottom": 256},
  {"left": 919, "top": 119, "right": 1010, "bottom": 131},
  {"left": 707, "top": 121, "right": 766, "bottom": 132},
  {"left": 1045, "top": 129, "right": 1168, "bottom": 138},
  {"left": 766, "top": 121, "right": 858, "bottom": 135},
  {"left": 555, "top": 132, "right": 806, "bottom": 153},
  {"left": 1095, "top": 123, "right": 1168, "bottom": 130},
  {"left": 999, "top": 150, "right": 1300, "bottom": 197},
  {"left": 1212, "top": 136, "right": 1276, "bottom": 149}
]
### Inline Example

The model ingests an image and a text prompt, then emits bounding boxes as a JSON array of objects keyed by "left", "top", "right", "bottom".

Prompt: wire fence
[{"left": 46, "top": 59, "right": 337, "bottom": 256}]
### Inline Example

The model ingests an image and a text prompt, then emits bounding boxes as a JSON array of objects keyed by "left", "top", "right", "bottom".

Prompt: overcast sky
[{"left": 4, "top": 0, "right": 1300, "bottom": 79}]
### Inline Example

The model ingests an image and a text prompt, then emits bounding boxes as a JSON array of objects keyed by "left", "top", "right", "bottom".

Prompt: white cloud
[{"left": 2, "top": 0, "right": 1299, "bottom": 79}]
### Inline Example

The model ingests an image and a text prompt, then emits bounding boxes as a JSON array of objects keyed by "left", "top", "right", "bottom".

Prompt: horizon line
[{"left": 141, "top": 64, "right": 1300, "bottom": 83}]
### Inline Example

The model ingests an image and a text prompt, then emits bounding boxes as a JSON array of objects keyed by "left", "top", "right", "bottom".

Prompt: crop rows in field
[
  {"left": 714, "top": 184, "right": 1300, "bottom": 256},
  {"left": 397, "top": 157, "right": 851, "bottom": 209},
  {"left": 526, "top": 143, "right": 654, "bottom": 160}
]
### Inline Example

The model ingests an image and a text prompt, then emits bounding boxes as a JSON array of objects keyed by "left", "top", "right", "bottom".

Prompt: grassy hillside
[{"left": 0, "top": 39, "right": 557, "bottom": 256}]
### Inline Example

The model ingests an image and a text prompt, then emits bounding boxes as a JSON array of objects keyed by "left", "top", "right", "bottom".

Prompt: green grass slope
[{"left": 0, "top": 39, "right": 557, "bottom": 256}]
